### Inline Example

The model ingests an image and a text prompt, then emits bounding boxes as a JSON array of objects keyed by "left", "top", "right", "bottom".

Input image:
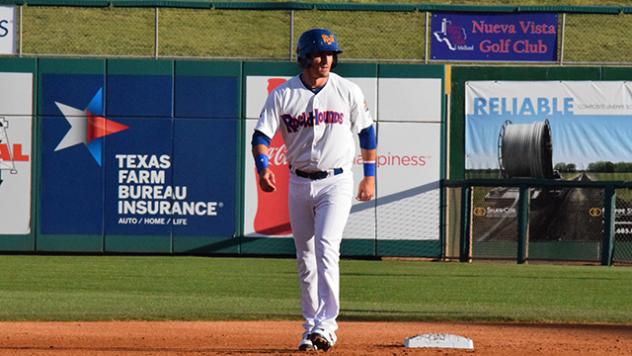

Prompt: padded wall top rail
[{"left": 0, "top": 0, "right": 625, "bottom": 14}]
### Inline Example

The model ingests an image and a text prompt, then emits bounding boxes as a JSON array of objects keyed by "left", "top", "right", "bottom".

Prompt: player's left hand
[{"left": 356, "top": 176, "right": 375, "bottom": 201}]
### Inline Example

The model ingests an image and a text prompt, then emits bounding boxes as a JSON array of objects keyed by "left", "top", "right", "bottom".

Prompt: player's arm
[
  {"left": 252, "top": 130, "right": 276, "bottom": 192},
  {"left": 356, "top": 125, "right": 376, "bottom": 201}
]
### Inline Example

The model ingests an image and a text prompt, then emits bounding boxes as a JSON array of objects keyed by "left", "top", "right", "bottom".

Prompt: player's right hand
[{"left": 258, "top": 168, "right": 277, "bottom": 192}]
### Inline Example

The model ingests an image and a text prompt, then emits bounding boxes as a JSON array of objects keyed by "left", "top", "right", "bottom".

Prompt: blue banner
[
  {"left": 171, "top": 119, "right": 237, "bottom": 237},
  {"left": 107, "top": 74, "right": 173, "bottom": 118},
  {"left": 41, "top": 73, "right": 238, "bottom": 237},
  {"left": 431, "top": 12, "right": 558, "bottom": 62},
  {"left": 103, "top": 118, "right": 174, "bottom": 236},
  {"left": 104, "top": 118, "right": 237, "bottom": 237},
  {"left": 40, "top": 74, "right": 105, "bottom": 235}
]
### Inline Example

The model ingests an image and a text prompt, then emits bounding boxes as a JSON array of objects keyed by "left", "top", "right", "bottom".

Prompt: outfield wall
[
  {"left": 0, "top": 57, "right": 445, "bottom": 257},
  {"left": 5, "top": 57, "right": 631, "bottom": 263}
]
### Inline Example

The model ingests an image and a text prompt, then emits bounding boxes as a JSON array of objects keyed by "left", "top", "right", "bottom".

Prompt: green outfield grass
[
  {"left": 586, "top": 172, "right": 632, "bottom": 181},
  {"left": 0, "top": 256, "right": 630, "bottom": 323}
]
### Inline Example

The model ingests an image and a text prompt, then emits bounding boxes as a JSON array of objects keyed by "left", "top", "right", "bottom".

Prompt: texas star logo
[
  {"left": 54, "top": 88, "right": 128, "bottom": 166},
  {"left": 433, "top": 18, "right": 467, "bottom": 51}
]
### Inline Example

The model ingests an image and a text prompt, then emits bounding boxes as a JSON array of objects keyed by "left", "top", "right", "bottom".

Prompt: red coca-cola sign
[
  {"left": 253, "top": 78, "right": 292, "bottom": 236},
  {"left": 267, "top": 144, "right": 287, "bottom": 166}
]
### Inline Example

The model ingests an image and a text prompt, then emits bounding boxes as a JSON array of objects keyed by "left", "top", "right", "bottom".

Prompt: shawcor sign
[{"left": 0, "top": 6, "right": 16, "bottom": 55}]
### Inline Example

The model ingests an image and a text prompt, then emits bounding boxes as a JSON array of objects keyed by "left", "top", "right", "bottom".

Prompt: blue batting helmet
[{"left": 296, "top": 28, "right": 343, "bottom": 69}]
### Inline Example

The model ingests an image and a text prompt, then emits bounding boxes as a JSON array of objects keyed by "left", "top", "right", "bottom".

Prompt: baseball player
[{"left": 251, "top": 28, "right": 377, "bottom": 351}]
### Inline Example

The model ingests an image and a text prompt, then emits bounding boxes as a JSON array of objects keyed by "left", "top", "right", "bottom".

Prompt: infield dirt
[{"left": 1, "top": 321, "right": 631, "bottom": 355}]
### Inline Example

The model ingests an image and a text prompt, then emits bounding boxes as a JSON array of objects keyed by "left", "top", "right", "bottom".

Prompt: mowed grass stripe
[{"left": 1, "top": 256, "right": 631, "bottom": 323}]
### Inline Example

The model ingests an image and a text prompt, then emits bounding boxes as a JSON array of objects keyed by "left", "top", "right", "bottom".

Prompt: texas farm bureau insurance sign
[{"left": 430, "top": 12, "right": 558, "bottom": 62}]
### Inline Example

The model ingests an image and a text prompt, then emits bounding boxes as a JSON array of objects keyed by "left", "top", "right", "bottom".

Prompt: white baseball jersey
[
  {"left": 255, "top": 72, "right": 373, "bottom": 172},
  {"left": 255, "top": 71, "right": 373, "bottom": 342}
]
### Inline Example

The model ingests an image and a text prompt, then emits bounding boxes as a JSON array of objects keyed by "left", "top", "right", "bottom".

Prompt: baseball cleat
[
  {"left": 309, "top": 332, "right": 334, "bottom": 352},
  {"left": 298, "top": 343, "right": 316, "bottom": 351},
  {"left": 298, "top": 332, "right": 316, "bottom": 351}
]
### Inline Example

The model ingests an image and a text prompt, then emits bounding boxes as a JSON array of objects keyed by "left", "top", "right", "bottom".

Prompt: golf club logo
[
  {"left": 54, "top": 88, "right": 129, "bottom": 166},
  {"left": 433, "top": 18, "right": 469, "bottom": 51}
]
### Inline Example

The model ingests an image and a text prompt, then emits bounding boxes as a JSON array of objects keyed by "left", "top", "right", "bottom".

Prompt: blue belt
[{"left": 295, "top": 168, "right": 343, "bottom": 180}]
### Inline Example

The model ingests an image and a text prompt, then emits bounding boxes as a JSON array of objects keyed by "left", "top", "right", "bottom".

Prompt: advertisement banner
[
  {"left": 0, "top": 72, "right": 32, "bottom": 235},
  {"left": 41, "top": 74, "right": 106, "bottom": 234},
  {"left": 376, "top": 122, "right": 441, "bottom": 241},
  {"left": 244, "top": 120, "right": 292, "bottom": 237},
  {"left": 244, "top": 75, "right": 378, "bottom": 239},
  {"left": 466, "top": 81, "right": 632, "bottom": 245},
  {"left": 431, "top": 12, "right": 558, "bottom": 62},
  {"left": 244, "top": 76, "right": 292, "bottom": 237},
  {"left": 0, "top": 6, "right": 16, "bottom": 55},
  {"left": 378, "top": 78, "right": 443, "bottom": 122},
  {"left": 244, "top": 75, "right": 442, "bottom": 241},
  {"left": 41, "top": 73, "right": 236, "bottom": 237}
]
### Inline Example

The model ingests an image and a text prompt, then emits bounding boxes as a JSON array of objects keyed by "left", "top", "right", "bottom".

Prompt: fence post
[
  {"left": 424, "top": 11, "right": 429, "bottom": 64},
  {"left": 17, "top": 5, "right": 22, "bottom": 57},
  {"left": 601, "top": 186, "right": 616, "bottom": 266},
  {"left": 154, "top": 7, "right": 159, "bottom": 59},
  {"left": 559, "top": 13, "right": 566, "bottom": 65},
  {"left": 459, "top": 185, "right": 471, "bottom": 262},
  {"left": 517, "top": 185, "right": 530, "bottom": 264},
  {"left": 289, "top": 10, "right": 295, "bottom": 61}
]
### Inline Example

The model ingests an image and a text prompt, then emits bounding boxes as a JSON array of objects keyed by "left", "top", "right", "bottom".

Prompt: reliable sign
[
  {"left": 0, "top": 6, "right": 16, "bottom": 55},
  {"left": 431, "top": 12, "right": 558, "bottom": 62}
]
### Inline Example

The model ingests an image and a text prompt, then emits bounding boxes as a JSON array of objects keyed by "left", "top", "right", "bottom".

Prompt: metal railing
[
  {"left": 444, "top": 179, "right": 632, "bottom": 266},
  {"left": 3, "top": 1, "right": 632, "bottom": 64}
]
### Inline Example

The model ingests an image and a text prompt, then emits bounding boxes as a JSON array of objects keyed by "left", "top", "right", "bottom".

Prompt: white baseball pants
[{"left": 289, "top": 170, "right": 353, "bottom": 338}]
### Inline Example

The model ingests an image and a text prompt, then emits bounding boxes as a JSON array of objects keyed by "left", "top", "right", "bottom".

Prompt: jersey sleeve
[
  {"left": 254, "top": 90, "right": 281, "bottom": 139},
  {"left": 349, "top": 84, "right": 374, "bottom": 134}
]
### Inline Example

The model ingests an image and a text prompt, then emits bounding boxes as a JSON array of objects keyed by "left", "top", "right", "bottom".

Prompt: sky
[{"left": 466, "top": 114, "right": 632, "bottom": 170}]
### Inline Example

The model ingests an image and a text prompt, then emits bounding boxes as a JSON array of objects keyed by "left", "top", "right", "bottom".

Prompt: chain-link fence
[
  {"left": 615, "top": 188, "right": 632, "bottom": 263},
  {"left": 20, "top": 5, "right": 426, "bottom": 61},
  {"left": 453, "top": 185, "right": 606, "bottom": 262},
  {"left": 562, "top": 13, "right": 632, "bottom": 64},
  {"left": 470, "top": 186, "right": 519, "bottom": 260},
  {"left": 11, "top": 3, "right": 632, "bottom": 64},
  {"left": 445, "top": 180, "right": 632, "bottom": 264}
]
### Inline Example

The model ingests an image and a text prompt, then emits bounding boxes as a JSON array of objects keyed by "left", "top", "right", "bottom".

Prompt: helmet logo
[{"left": 321, "top": 34, "right": 335, "bottom": 45}]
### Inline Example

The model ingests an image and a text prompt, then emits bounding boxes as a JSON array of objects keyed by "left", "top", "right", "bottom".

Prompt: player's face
[{"left": 309, "top": 51, "right": 334, "bottom": 78}]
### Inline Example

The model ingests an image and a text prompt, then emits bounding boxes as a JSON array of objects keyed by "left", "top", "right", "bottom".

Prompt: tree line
[{"left": 555, "top": 161, "right": 632, "bottom": 173}]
